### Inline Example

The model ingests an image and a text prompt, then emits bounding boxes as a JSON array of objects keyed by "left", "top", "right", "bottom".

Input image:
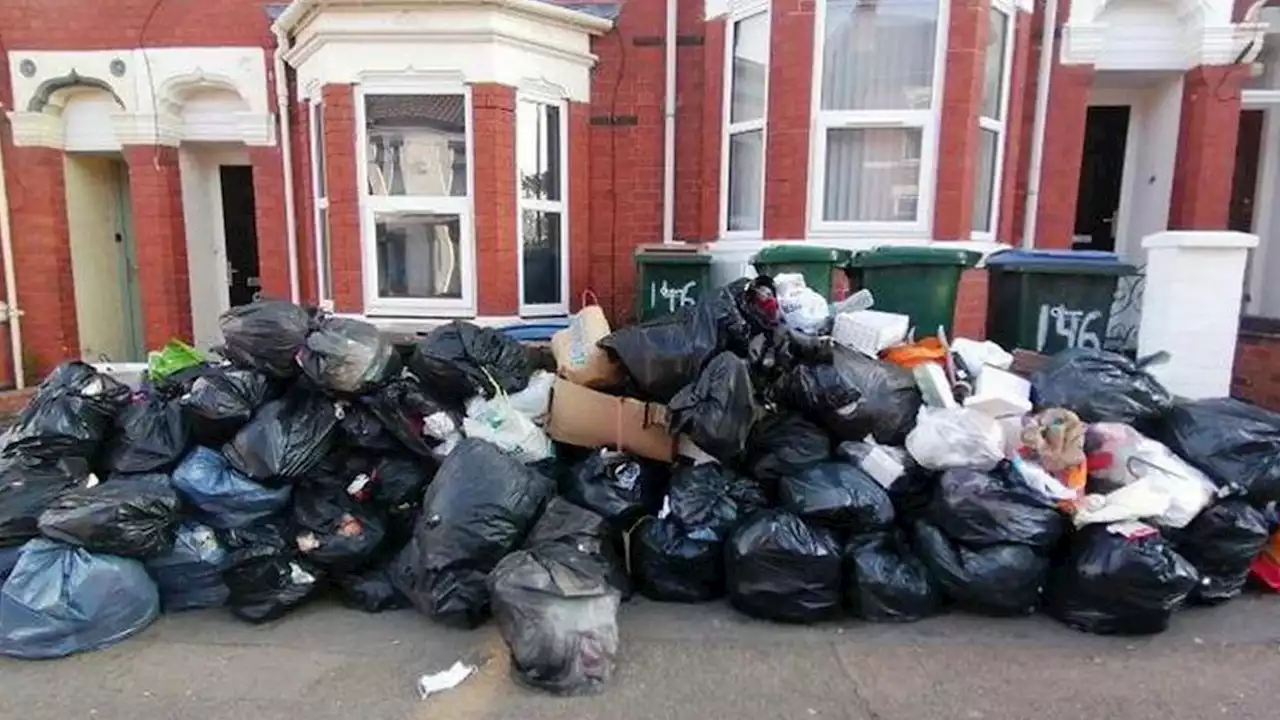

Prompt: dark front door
[
  {"left": 1074, "top": 106, "right": 1130, "bottom": 252},
  {"left": 219, "top": 166, "right": 261, "bottom": 307},
  {"left": 1230, "top": 110, "right": 1264, "bottom": 233}
]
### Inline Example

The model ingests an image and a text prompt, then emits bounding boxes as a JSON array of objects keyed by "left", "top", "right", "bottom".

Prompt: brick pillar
[
  {"left": 322, "top": 84, "right": 361, "bottom": 313},
  {"left": 291, "top": 95, "right": 318, "bottom": 305},
  {"left": 6, "top": 146, "right": 78, "bottom": 373},
  {"left": 933, "top": 0, "right": 988, "bottom": 241},
  {"left": 699, "top": 16, "right": 727, "bottom": 241},
  {"left": 674, "top": 0, "right": 707, "bottom": 241},
  {"left": 568, "top": 101, "right": 593, "bottom": 311},
  {"left": 124, "top": 145, "right": 192, "bottom": 348},
  {"left": 1168, "top": 65, "right": 1248, "bottom": 231},
  {"left": 1033, "top": 63, "right": 1095, "bottom": 249},
  {"left": 249, "top": 146, "right": 291, "bottom": 300},
  {"left": 762, "top": 0, "right": 815, "bottom": 240},
  {"left": 472, "top": 83, "right": 518, "bottom": 316},
  {"left": 997, "top": 9, "right": 1034, "bottom": 245}
]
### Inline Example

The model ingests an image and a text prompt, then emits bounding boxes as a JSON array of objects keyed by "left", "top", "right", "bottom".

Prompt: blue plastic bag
[
  {"left": 172, "top": 447, "right": 291, "bottom": 529},
  {"left": 0, "top": 539, "right": 159, "bottom": 659},
  {"left": 145, "top": 522, "right": 230, "bottom": 611}
]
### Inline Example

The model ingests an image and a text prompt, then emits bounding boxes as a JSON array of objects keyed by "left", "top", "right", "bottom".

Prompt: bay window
[
  {"left": 972, "top": 2, "right": 1015, "bottom": 238},
  {"left": 517, "top": 97, "right": 568, "bottom": 315},
  {"left": 308, "top": 99, "right": 332, "bottom": 308},
  {"left": 721, "top": 5, "right": 770, "bottom": 236},
  {"left": 358, "top": 86, "right": 475, "bottom": 316},
  {"left": 813, "top": 0, "right": 945, "bottom": 235}
]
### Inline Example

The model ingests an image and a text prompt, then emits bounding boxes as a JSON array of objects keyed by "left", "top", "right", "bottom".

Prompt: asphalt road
[{"left": 3, "top": 594, "right": 1280, "bottom": 720}]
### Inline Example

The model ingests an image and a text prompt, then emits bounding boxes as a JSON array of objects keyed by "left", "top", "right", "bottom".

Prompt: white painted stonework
[
  {"left": 1063, "top": 0, "right": 1263, "bottom": 70},
  {"left": 1138, "top": 231, "right": 1259, "bottom": 400},
  {"left": 5, "top": 47, "right": 273, "bottom": 150}
]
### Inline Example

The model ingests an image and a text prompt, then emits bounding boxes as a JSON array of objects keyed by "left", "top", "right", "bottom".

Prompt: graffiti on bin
[
  {"left": 650, "top": 280, "right": 698, "bottom": 315},
  {"left": 1036, "top": 304, "right": 1103, "bottom": 352}
]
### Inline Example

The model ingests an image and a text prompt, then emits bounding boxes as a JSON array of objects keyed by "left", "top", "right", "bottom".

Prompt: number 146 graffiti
[
  {"left": 650, "top": 280, "right": 698, "bottom": 315},
  {"left": 1036, "top": 303, "right": 1102, "bottom": 351}
]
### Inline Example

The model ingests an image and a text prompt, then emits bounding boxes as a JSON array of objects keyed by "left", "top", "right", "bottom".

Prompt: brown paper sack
[{"left": 551, "top": 304, "right": 622, "bottom": 388}]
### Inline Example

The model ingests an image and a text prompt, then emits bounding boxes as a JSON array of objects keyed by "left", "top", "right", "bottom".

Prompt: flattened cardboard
[{"left": 546, "top": 378, "right": 674, "bottom": 462}]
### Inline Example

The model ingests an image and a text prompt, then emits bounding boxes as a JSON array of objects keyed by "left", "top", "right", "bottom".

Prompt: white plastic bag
[
  {"left": 463, "top": 393, "right": 554, "bottom": 464},
  {"left": 773, "top": 273, "right": 831, "bottom": 335},
  {"left": 905, "top": 407, "right": 1005, "bottom": 471},
  {"left": 508, "top": 371, "right": 556, "bottom": 427},
  {"left": 1072, "top": 477, "right": 1175, "bottom": 528},
  {"left": 1085, "top": 423, "right": 1216, "bottom": 528}
]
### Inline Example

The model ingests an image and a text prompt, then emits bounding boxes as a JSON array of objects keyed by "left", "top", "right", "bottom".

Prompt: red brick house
[{"left": 0, "top": 0, "right": 1270, "bottom": 391}]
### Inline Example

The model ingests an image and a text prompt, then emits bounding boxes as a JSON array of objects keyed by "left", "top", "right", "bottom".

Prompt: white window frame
[
  {"left": 308, "top": 98, "right": 333, "bottom": 310},
  {"left": 808, "top": 0, "right": 951, "bottom": 238},
  {"left": 719, "top": 1, "right": 771, "bottom": 239},
  {"left": 972, "top": 1, "right": 1017, "bottom": 241},
  {"left": 355, "top": 81, "right": 477, "bottom": 317},
  {"left": 516, "top": 92, "right": 570, "bottom": 317}
]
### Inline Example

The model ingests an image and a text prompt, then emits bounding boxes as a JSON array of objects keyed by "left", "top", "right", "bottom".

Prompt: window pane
[
  {"left": 312, "top": 103, "right": 326, "bottom": 197},
  {"left": 823, "top": 127, "right": 922, "bottom": 222},
  {"left": 518, "top": 102, "right": 562, "bottom": 201},
  {"left": 521, "top": 210, "right": 563, "bottom": 306},
  {"left": 727, "top": 130, "right": 764, "bottom": 231},
  {"left": 375, "top": 213, "right": 463, "bottom": 299},
  {"left": 821, "top": 0, "right": 940, "bottom": 111},
  {"left": 971, "top": 128, "right": 999, "bottom": 234},
  {"left": 730, "top": 13, "right": 769, "bottom": 124},
  {"left": 365, "top": 95, "right": 467, "bottom": 197},
  {"left": 318, "top": 207, "right": 332, "bottom": 300},
  {"left": 980, "top": 8, "right": 1010, "bottom": 120}
]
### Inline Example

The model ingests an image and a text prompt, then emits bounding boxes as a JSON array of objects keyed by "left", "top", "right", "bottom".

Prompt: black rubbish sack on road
[
  {"left": 171, "top": 446, "right": 292, "bottom": 529},
  {"left": 224, "top": 392, "right": 339, "bottom": 485},
  {"left": 744, "top": 413, "right": 831, "bottom": 487},
  {"left": 37, "top": 475, "right": 180, "bottom": 558},
  {"left": 778, "top": 349, "right": 922, "bottom": 446},
  {"left": 1174, "top": 499, "right": 1273, "bottom": 605},
  {"left": 0, "top": 455, "right": 90, "bottom": 548},
  {"left": 299, "top": 315, "right": 401, "bottom": 396},
  {"left": 218, "top": 300, "right": 313, "bottom": 379},
  {"left": 912, "top": 520, "right": 1046, "bottom": 617},
  {"left": 1155, "top": 398, "right": 1280, "bottom": 507},
  {"left": 561, "top": 450, "right": 667, "bottom": 529},
  {"left": 2, "top": 361, "right": 131, "bottom": 462},
  {"left": 103, "top": 396, "right": 191, "bottom": 474},
  {"left": 630, "top": 516, "right": 724, "bottom": 603},
  {"left": 408, "top": 321, "right": 532, "bottom": 406},
  {"left": 524, "top": 497, "right": 629, "bottom": 595},
  {"left": 780, "top": 461, "right": 895, "bottom": 533},
  {"left": 0, "top": 538, "right": 160, "bottom": 659},
  {"left": 180, "top": 367, "right": 273, "bottom": 446},
  {"left": 1046, "top": 522, "right": 1199, "bottom": 635},
  {"left": 391, "top": 438, "right": 555, "bottom": 627},
  {"left": 364, "top": 378, "right": 461, "bottom": 459},
  {"left": 291, "top": 483, "right": 387, "bottom": 572},
  {"left": 337, "top": 561, "right": 411, "bottom": 613},
  {"left": 145, "top": 521, "right": 230, "bottom": 612},
  {"left": 1030, "top": 349, "right": 1172, "bottom": 425},
  {"left": 489, "top": 542, "right": 621, "bottom": 696},
  {"left": 220, "top": 522, "right": 325, "bottom": 623},
  {"left": 843, "top": 531, "right": 939, "bottom": 623},
  {"left": 668, "top": 352, "right": 757, "bottom": 462},
  {"left": 836, "top": 441, "right": 936, "bottom": 520},
  {"left": 726, "top": 509, "right": 842, "bottom": 624},
  {"left": 928, "top": 467, "right": 1066, "bottom": 551}
]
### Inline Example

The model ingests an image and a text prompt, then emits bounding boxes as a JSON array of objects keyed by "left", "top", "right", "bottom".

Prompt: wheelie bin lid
[
  {"left": 986, "top": 249, "right": 1136, "bottom": 275},
  {"left": 634, "top": 244, "right": 712, "bottom": 265},
  {"left": 752, "top": 245, "right": 852, "bottom": 264},
  {"left": 848, "top": 246, "right": 980, "bottom": 268}
]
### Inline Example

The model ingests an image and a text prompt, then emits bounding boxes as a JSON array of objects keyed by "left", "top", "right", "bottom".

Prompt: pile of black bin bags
[{"left": 0, "top": 291, "right": 1276, "bottom": 687}]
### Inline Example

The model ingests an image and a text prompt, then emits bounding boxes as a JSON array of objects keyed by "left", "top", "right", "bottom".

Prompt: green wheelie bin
[
  {"left": 846, "top": 246, "right": 980, "bottom": 337},
  {"left": 751, "top": 245, "right": 854, "bottom": 300},
  {"left": 634, "top": 245, "right": 714, "bottom": 322}
]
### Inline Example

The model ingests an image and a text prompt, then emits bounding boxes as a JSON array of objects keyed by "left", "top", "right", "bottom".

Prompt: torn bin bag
[
  {"left": 364, "top": 378, "right": 461, "bottom": 459},
  {"left": 780, "top": 461, "right": 895, "bottom": 533},
  {"left": 180, "top": 367, "right": 272, "bottom": 446},
  {"left": 1046, "top": 522, "right": 1199, "bottom": 635},
  {"left": 2, "top": 361, "right": 131, "bottom": 462},
  {"left": 0, "top": 455, "right": 90, "bottom": 548},
  {"left": 220, "top": 523, "right": 325, "bottom": 623},
  {"left": 0, "top": 538, "right": 160, "bottom": 659},
  {"left": 218, "top": 300, "right": 312, "bottom": 379},
  {"left": 668, "top": 352, "right": 757, "bottom": 462},
  {"left": 561, "top": 450, "right": 667, "bottom": 529},
  {"left": 171, "top": 447, "right": 292, "bottom": 529},
  {"left": 145, "top": 521, "right": 230, "bottom": 612},
  {"left": 489, "top": 543, "right": 621, "bottom": 696},
  {"left": 928, "top": 467, "right": 1067, "bottom": 551},
  {"left": 223, "top": 393, "right": 339, "bottom": 485},
  {"left": 1155, "top": 398, "right": 1280, "bottom": 507},
  {"left": 37, "top": 475, "right": 180, "bottom": 558},
  {"left": 103, "top": 396, "right": 191, "bottom": 474},
  {"left": 912, "top": 520, "right": 1047, "bottom": 616},
  {"left": 291, "top": 484, "right": 387, "bottom": 572},
  {"left": 843, "top": 531, "right": 939, "bottom": 623},
  {"left": 726, "top": 509, "right": 842, "bottom": 624},
  {"left": 299, "top": 316, "right": 400, "bottom": 395},
  {"left": 1174, "top": 499, "right": 1273, "bottom": 605},
  {"left": 391, "top": 439, "right": 555, "bottom": 627},
  {"left": 409, "top": 321, "right": 532, "bottom": 405},
  {"left": 1030, "top": 349, "right": 1172, "bottom": 425}
]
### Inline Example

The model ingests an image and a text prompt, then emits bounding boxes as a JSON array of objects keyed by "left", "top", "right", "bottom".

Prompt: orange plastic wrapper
[
  {"left": 1250, "top": 531, "right": 1280, "bottom": 592},
  {"left": 880, "top": 337, "right": 947, "bottom": 369}
]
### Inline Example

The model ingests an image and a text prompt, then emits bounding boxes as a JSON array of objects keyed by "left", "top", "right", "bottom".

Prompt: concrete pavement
[{"left": 3, "top": 594, "right": 1280, "bottom": 720}]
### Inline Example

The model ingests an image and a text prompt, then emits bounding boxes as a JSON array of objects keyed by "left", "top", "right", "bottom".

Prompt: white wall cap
[{"left": 1142, "top": 230, "right": 1260, "bottom": 250}]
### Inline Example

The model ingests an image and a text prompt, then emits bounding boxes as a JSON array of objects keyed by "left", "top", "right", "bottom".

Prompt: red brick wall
[
  {"left": 249, "top": 144, "right": 291, "bottom": 300},
  {"left": 1169, "top": 65, "right": 1248, "bottom": 231},
  {"left": 953, "top": 268, "right": 989, "bottom": 340},
  {"left": 762, "top": 0, "right": 814, "bottom": 240},
  {"left": 673, "top": 0, "right": 708, "bottom": 242},
  {"left": 568, "top": 102, "right": 593, "bottom": 311},
  {"left": 699, "top": 17, "right": 727, "bottom": 241},
  {"left": 472, "top": 83, "right": 518, "bottom": 316},
  {"left": 124, "top": 145, "right": 193, "bottom": 349},
  {"left": 1233, "top": 332, "right": 1280, "bottom": 412},
  {"left": 0, "top": 0, "right": 273, "bottom": 49},
  {"left": 997, "top": 10, "right": 1034, "bottom": 246},
  {"left": 321, "top": 84, "right": 362, "bottom": 313},
  {"left": 292, "top": 93, "right": 319, "bottom": 306},
  {"left": 1032, "top": 63, "right": 1093, "bottom": 249},
  {"left": 933, "top": 0, "right": 987, "bottom": 241}
]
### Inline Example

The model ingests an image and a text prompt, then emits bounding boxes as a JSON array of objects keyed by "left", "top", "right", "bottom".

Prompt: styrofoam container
[
  {"left": 963, "top": 365, "right": 1032, "bottom": 418},
  {"left": 832, "top": 310, "right": 911, "bottom": 357}
]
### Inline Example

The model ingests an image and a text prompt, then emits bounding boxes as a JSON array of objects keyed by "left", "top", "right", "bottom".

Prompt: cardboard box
[{"left": 546, "top": 378, "right": 674, "bottom": 462}]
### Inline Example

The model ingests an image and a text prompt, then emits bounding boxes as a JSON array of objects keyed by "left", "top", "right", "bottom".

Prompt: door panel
[
  {"left": 1074, "top": 106, "right": 1131, "bottom": 252},
  {"left": 219, "top": 166, "right": 261, "bottom": 308}
]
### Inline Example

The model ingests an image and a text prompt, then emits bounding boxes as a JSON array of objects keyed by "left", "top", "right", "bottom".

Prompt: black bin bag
[
  {"left": 0, "top": 455, "right": 90, "bottom": 548},
  {"left": 391, "top": 438, "right": 555, "bottom": 627},
  {"left": 364, "top": 377, "right": 461, "bottom": 459},
  {"left": 1155, "top": 398, "right": 1280, "bottom": 507},
  {"left": 912, "top": 520, "right": 1046, "bottom": 617},
  {"left": 778, "top": 349, "right": 922, "bottom": 446},
  {"left": 291, "top": 483, "right": 387, "bottom": 572},
  {"left": 218, "top": 300, "right": 312, "bottom": 379},
  {"left": 843, "top": 531, "right": 939, "bottom": 623},
  {"left": 928, "top": 467, "right": 1066, "bottom": 551},
  {"left": 1174, "top": 499, "right": 1273, "bottom": 605},
  {"left": 339, "top": 404, "right": 399, "bottom": 453},
  {"left": 299, "top": 315, "right": 400, "bottom": 395},
  {"left": 220, "top": 521, "right": 325, "bottom": 623},
  {"left": 744, "top": 413, "right": 831, "bottom": 487},
  {"left": 1046, "top": 522, "right": 1199, "bottom": 635},
  {"left": 489, "top": 543, "right": 621, "bottom": 696},
  {"left": 1031, "top": 349, "right": 1172, "bottom": 425},
  {"left": 180, "top": 367, "right": 272, "bottom": 446},
  {"left": 224, "top": 392, "right": 339, "bottom": 485},
  {"left": 561, "top": 450, "right": 667, "bottom": 528},
  {"left": 145, "top": 521, "right": 230, "bottom": 612},
  {"left": 0, "top": 538, "right": 160, "bottom": 659},
  {"left": 171, "top": 447, "right": 292, "bottom": 529},
  {"left": 668, "top": 352, "right": 757, "bottom": 462},
  {"left": 525, "top": 497, "right": 628, "bottom": 595},
  {"left": 409, "top": 321, "right": 532, "bottom": 406},
  {"left": 726, "top": 509, "right": 842, "bottom": 623},
  {"left": 337, "top": 560, "right": 411, "bottom": 613},
  {"left": 780, "top": 461, "right": 894, "bottom": 532},
  {"left": 103, "top": 396, "right": 190, "bottom": 474},
  {"left": 3, "top": 361, "right": 131, "bottom": 462},
  {"left": 37, "top": 475, "right": 180, "bottom": 558}
]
